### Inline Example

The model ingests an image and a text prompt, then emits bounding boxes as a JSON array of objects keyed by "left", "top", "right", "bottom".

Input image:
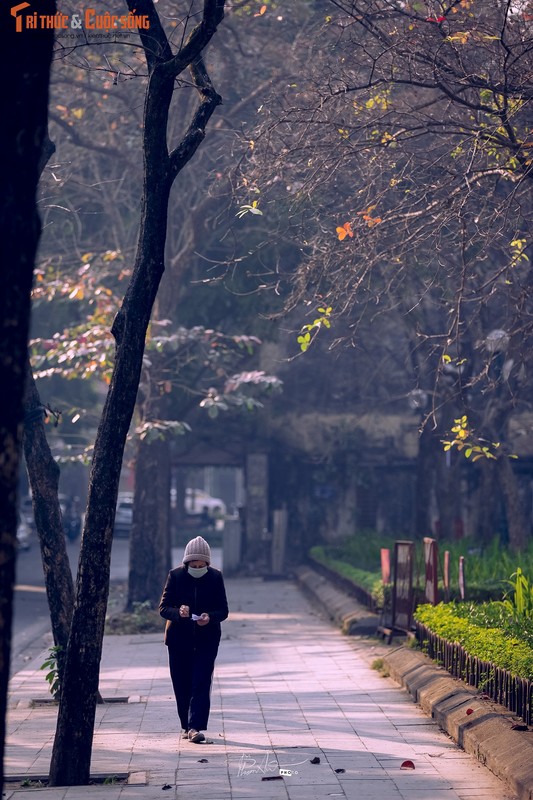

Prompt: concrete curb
[
  {"left": 296, "top": 563, "right": 533, "bottom": 800},
  {"left": 295, "top": 565, "right": 379, "bottom": 634},
  {"left": 383, "top": 647, "right": 533, "bottom": 800}
]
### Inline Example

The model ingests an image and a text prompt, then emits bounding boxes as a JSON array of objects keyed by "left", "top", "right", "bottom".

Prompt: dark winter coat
[{"left": 159, "top": 565, "right": 229, "bottom": 652}]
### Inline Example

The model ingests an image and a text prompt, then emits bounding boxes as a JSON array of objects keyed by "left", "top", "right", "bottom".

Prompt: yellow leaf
[{"left": 71, "top": 108, "right": 85, "bottom": 119}]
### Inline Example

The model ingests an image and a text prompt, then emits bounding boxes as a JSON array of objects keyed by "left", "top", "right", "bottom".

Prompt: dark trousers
[{"left": 168, "top": 645, "right": 218, "bottom": 732}]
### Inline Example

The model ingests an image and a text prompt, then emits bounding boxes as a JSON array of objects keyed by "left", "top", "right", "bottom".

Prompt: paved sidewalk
[{"left": 5, "top": 577, "right": 517, "bottom": 799}]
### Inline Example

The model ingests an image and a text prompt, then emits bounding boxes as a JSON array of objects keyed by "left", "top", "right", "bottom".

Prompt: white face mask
[{"left": 188, "top": 565, "right": 208, "bottom": 578}]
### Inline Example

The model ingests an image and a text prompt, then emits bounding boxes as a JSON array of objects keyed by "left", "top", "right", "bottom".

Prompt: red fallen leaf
[
  {"left": 466, "top": 708, "right": 474, "bottom": 715},
  {"left": 426, "top": 15, "right": 445, "bottom": 22},
  {"left": 400, "top": 760, "right": 415, "bottom": 770},
  {"left": 511, "top": 723, "right": 528, "bottom": 731}
]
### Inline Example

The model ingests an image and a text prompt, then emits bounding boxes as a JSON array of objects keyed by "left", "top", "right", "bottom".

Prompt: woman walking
[{"left": 159, "top": 536, "right": 229, "bottom": 743}]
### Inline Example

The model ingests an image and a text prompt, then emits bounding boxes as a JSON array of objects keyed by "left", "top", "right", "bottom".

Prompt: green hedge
[
  {"left": 309, "top": 545, "right": 384, "bottom": 605},
  {"left": 415, "top": 602, "right": 533, "bottom": 680},
  {"left": 308, "top": 534, "right": 529, "bottom": 603}
]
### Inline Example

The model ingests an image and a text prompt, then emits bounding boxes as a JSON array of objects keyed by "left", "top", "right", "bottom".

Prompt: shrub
[{"left": 414, "top": 602, "right": 533, "bottom": 680}]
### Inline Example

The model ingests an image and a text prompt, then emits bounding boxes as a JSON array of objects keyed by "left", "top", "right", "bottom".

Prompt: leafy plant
[
  {"left": 40, "top": 645, "right": 62, "bottom": 699},
  {"left": 371, "top": 658, "right": 390, "bottom": 677},
  {"left": 441, "top": 414, "right": 517, "bottom": 462},
  {"left": 309, "top": 543, "right": 385, "bottom": 606},
  {"left": 500, "top": 568, "right": 533, "bottom": 621},
  {"left": 235, "top": 199, "right": 263, "bottom": 218},
  {"left": 297, "top": 306, "right": 332, "bottom": 352},
  {"left": 415, "top": 602, "right": 533, "bottom": 679}
]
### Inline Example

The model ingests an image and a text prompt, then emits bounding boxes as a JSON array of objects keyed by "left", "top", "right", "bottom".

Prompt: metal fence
[{"left": 415, "top": 622, "right": 533, "bottom": 725}]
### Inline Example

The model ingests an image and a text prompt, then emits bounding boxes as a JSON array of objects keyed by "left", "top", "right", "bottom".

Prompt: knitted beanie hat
[{"left": 183, "top": 535, "right": 211, "bottom": 564}]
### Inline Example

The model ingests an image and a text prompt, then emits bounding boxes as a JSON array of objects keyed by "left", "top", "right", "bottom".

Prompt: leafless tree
[{"left": 240, "top": 0, "right": 533, "bottom": 547}]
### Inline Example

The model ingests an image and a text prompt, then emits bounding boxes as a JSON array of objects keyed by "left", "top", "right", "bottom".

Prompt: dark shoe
[{"left": 188, "top": 729, "right": 206, "bottom": 743}]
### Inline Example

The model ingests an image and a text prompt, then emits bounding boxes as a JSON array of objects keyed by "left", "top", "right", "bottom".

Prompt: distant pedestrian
[{"left": 159, "top": 536, "right": 229, "bottom": 744}]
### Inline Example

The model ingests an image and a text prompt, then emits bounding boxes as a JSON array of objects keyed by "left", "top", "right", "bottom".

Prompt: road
[{"left": 11, "top": 534, "right": 130, "bottom": 675}]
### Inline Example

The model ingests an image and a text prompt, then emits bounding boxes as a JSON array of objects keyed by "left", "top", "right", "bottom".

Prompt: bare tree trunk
[
  {"left": 0, "top": 6, "right": 55, "bottom": 791},
  {"left": 497, "top": 457, "right": 527, "bottom": 552},
  {"left": 22, "top": 135, "right": 76, "bottom": 682},
  {"left": 434, "top": 454, "right": 461, "bottom": 541},
  {"left": 23, "top": 366, "right": 75, "bottom": 670},
  {"left": 127, "top": 435, "right": 171, "bottom": 609},
  {"left": 49, "top": 179, "right": 173, "bottom": 787},
  {"left": 48, "top": 1, "right": 225, "bottom": 785},
  {"left": 415, "top": 424, "right": 435, "bottom": 538},
  {"left": 471, "top": 461, "right": 499, "bottom": 544},
  {"left": 481, "top": 389, "right": 528, "bottom": 552}
]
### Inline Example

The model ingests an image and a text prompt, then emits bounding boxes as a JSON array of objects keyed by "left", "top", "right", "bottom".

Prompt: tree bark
[
  {"left": 22, "top": 365, "right": 75, "bottom": 670},
  {"left": 497, "top": 456, "right": 527, "bottom": 552},
  {"left": 22, "top": 130, "right": 75, "bottom": 683},
  {"left": 0, "top": 4, "right": 55, "bottom": 792},
  {"left": 434, "top": 455, "right": 460, "bottom": 541},
  {"left": 48, "top": 0, "right": 225, "bottom": 786},
  {"left": 470, "top": 460, "right": 499, "bottom": 544},
  {"left": 480, "top": 383, "right": 528, "bottom": 552},
  {"left": 415, "top": 423, "right": 435, "bottom": 539},
  {"left": 127, "top": 434, "right": 171, "bottom": 609}
]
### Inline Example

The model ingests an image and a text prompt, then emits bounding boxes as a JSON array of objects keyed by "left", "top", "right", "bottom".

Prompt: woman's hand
[
  {"left": 179, "top": 605, "right": 190, "bottom": 618},
  {"left": 196, "top": 612, "right": 210, "bottom": 626}
]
